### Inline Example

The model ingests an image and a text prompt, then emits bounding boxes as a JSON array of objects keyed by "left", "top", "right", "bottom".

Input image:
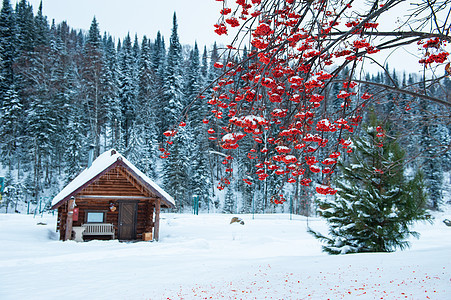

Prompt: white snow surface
[
  {"left": 51, "top": 149, "right": 175, "bottom": 207},
  {"left": 1, "top": 209, "right": 450, "bottom": 299}
]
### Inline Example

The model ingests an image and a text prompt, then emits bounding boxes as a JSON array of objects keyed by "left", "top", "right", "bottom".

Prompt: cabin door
[{"left": 118, "top": 201, "right": 138, "bottom": 240}]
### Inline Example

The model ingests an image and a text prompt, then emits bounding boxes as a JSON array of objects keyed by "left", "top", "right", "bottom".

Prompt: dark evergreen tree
[
  {"left": 0, "top": 88, "right": 22, "bottom": 173},
  {"left": 13, "top": 2, "right": 55, "bottom": 200},
  {"left": 162, "top": 13, "right": 189, "bottom": 210},
  {"left": 81, "top": 17, "right": 107, "bottom": 156},
  {"left": 310, "top": 112, "right": 428, "bottom": 254},
  {"left": 34, "top": 1, "right": 48, "bottom": 46},
  {"left": 150, "top": 31, "right": 166, "bottom": 142},
  {"left": 102, "top": 33, "right": 120, "bottom": 149},
  {"left": 150, "top": 30, "right": 165, "bottom": 81},
  {"left": 184, "top": 42, "right": 211, "bottom": 207},
  {"left": 208, "top": 42, "right": 221, "bottom": 83},
  {"left": 0, "top": 0, "right": 16, "bottom": 103},
  {"left": 64, "top": 101, "right": 86, "bottom": 183},
  {"left": 420, "top": 109, "right": 444, "bottom": 210},
  {"left": 132, "top": 34, "right": 140, "bottom": 58},
  {"left": 162, "top": 13, "right": 184, "bottom": 132},
  {"left": 118, "top": 33, "right": 137, "bottom": 150},
  {"left": 15, "top": 0, "right": 35, "bottom": 52},
  {"left": 133, "top": 35, "right": 158, "bottom": 178},
  {"left": 223, "top": 185, "right": 235, "bottom": 213},
  {"left": 47, "top": 21, "right": 75, "bottom": 179},
  {"left": 184, "top": 42, "right": 201, "bottom": 108},
  {"left": 137, "top": 36, "right": 153, "bottom": 112},
  {"left": 27, "top": 86, "right": 56, "bottom": 202},
  {"left": 201, "top": 45, "right": 208, "bottom": 79}
]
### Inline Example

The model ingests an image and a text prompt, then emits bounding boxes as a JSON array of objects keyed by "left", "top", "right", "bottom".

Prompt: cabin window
[{"left": 86, "top": 211, "right": 106, "bottom": 223}]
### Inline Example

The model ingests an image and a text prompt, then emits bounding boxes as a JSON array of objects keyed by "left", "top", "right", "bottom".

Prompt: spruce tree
[
  {"left": 15, "top": 0, "right": 35, "bottom": 52},
  {"left": 0, "top": 0, "right": 16, "bottom": 102},
  {"left": 162, "top": 13, "right": 183, "bottom": 130},
  {"left": 223, "top": 185, "right": 235, "bottom": 214},
  {"left": 34, "top": 1, "right": 48, "bottom": 46},
  {"left": 64, "top": 103, "right": 86, "bottom": 183},
  {"left": 150, "top": 31, "right": 166, "bottom": 142},
  {"left": 102, "top": 33, "right": 120, "bottom": 149},
  {"left": 184, "top": 42, "right": 212, "bottom": 206},
  {"left": 135, "top": 35, "right": 158, "bottom": 178},
  {"left": 0, "top": 88, "right": 22, "bottom": 173},
  {"left": 118, "top": 33, "right": 137, "bottom": 151},
  {"left": 201, "top": 46, "right": 208, "bottom": 79},
  {"left": 420, "top": 122, "right": 444, "bottom": 210},
  {"left": 82, "top": 17, "right": 107, "bottom": 156},
  {"left": 310, "top": 112, "right": 428, "bottom": 254},
  {"left": 162, "top": 13, "right": 189, "bottom": 210},
  {"left": 419, "top": 97, "right": 445, "bottom": 210}
]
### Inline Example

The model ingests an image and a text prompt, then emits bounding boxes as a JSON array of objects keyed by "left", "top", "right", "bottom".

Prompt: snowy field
[{"left": 0, "top": 209, "right": 450, "bottom": 300}]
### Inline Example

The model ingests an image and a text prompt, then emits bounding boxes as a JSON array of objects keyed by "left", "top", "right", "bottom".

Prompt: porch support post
[
  {"left": 145, "top": 201, "right": 152, "bottom": 233},
  {"left": 154, "top": 199, "right": 160, "bottom": 241},
  {"left": 64, "top": 197, "right": 76, "bottom": 241}
]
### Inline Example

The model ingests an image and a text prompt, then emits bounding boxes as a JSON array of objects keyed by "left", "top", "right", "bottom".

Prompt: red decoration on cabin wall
[{"left": 73, "top": 207, "right": 79, "bottom": 221}]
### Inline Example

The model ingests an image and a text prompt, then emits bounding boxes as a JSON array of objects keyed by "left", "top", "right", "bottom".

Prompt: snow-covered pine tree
[
  {"left": 118, "top": 33, "right": 138, "bottom": 151},
  {"left": 0, "top": 88, "right": 22, "bottom": 173},
  {"left": 15, "top": 0, "right": 35, "bottom": 53},
  {"left": 204, "top": 42, "right": 223, "bottom": 201},
  {"left": 208, "top": 42, "right": 221, "bottom": 84},
  {"left": 121, "top": 36, "right": 156, "bottom": 172},
  {"left": 151, "top": 31, "right": 167, "bottom": 142},
  {"left": 184, "top": 42, "right": 202, "bottom": 109},
  {"left": 81, "top": 17, "right": 108, "bottom": 156},
  {"left": 420, "top": 121, "right": 444, "bottom": 210},
  {"left": 132, "top": 34, "right": 140, "bottom": 61},
  {"left": 419, "top": 95, "right": 444, "bottom": 210},
  {"left": 0, "top": 0, "right": 16, "bottom": 103},
  {"left": 184, "top": 42, "right": 212, "bottom": 208},
  {"left": 435, "top": 77, "right": 451, "bottom": 176},
  {"left": 14, "top": 5, "right": 58, "bottom": 199},
  {"left": 102, "top": 33, "right": 121, "bottom": 150},
  {"left": 381, "top": 66, "right": 399, "bottom": 119},
  {"left": 201, "top": 46, "right": 208, "bottom": 79},
  {"left": 27, "top": 84, "right": 56, "bottom": 203},
  {"left": 64, "top": 102, "right": 86, "bottom": 184},
  {"left": 310, "top": 111, "right": 428, "bottom": 254},
  {"left": 162, "top": 13, "right": 189, "bottom": 210},
  {"left": 162, "top": 13, "right": 184, "bottom": 133},
  {"left": 134, "top": 35, "right": 158, "bottom": 179},
  {"left": 136, "top": 36, "right": 153, "bottom": 117},
  {"left": 34, "top": 1, "right": 49, "bottom": 46},
  {"left": 223, "top": 184, "right": 235, "bottom": 214},
  {"left": 47, "top": 22, "right": 72, "bottom": 179}
]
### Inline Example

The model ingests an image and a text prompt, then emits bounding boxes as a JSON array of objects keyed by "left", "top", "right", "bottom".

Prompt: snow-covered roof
[{"left": 51, "top": 149, "right": 175, "bottom": 209}]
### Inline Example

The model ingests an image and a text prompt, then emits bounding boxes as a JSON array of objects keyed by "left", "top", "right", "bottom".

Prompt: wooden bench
[{"left": 82, "top": 223, "right": 115, "bottom": 239}]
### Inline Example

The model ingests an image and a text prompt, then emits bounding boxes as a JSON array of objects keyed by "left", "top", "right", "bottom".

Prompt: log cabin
[{"left": 51, "top": 149, "right": 175, "bottom": 242}]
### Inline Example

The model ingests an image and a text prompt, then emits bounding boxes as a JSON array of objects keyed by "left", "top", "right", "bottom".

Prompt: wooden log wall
[{"left": 58, "top": 199, "right": 158, "bottom": 241}]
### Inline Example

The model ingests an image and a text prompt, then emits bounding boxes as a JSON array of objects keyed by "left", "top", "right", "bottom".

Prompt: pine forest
[{"left": 0, "top": 0, "right": 450, "bottom": 217}]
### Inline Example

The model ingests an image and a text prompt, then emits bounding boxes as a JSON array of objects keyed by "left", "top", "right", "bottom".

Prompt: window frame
[{"left": 84, "top": 210, "right": 107, "bottom": 223}]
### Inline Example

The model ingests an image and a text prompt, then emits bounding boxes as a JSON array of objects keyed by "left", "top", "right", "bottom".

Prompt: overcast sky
[
  {"left": 25, "top": 0, "right": 231, "bottom": 49},
  {"left": 21, "top": 0, "right": 443, "bottom": 75}
]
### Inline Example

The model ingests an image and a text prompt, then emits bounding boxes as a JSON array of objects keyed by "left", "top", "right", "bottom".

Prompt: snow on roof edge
[{"left": 51, "top": 149, "right": 175, "bottom": 208}]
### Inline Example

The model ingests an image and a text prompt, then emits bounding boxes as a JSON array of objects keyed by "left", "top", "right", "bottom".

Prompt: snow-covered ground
[{"left": 0, "top": 209, "right": 450, "bottom": 299}]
